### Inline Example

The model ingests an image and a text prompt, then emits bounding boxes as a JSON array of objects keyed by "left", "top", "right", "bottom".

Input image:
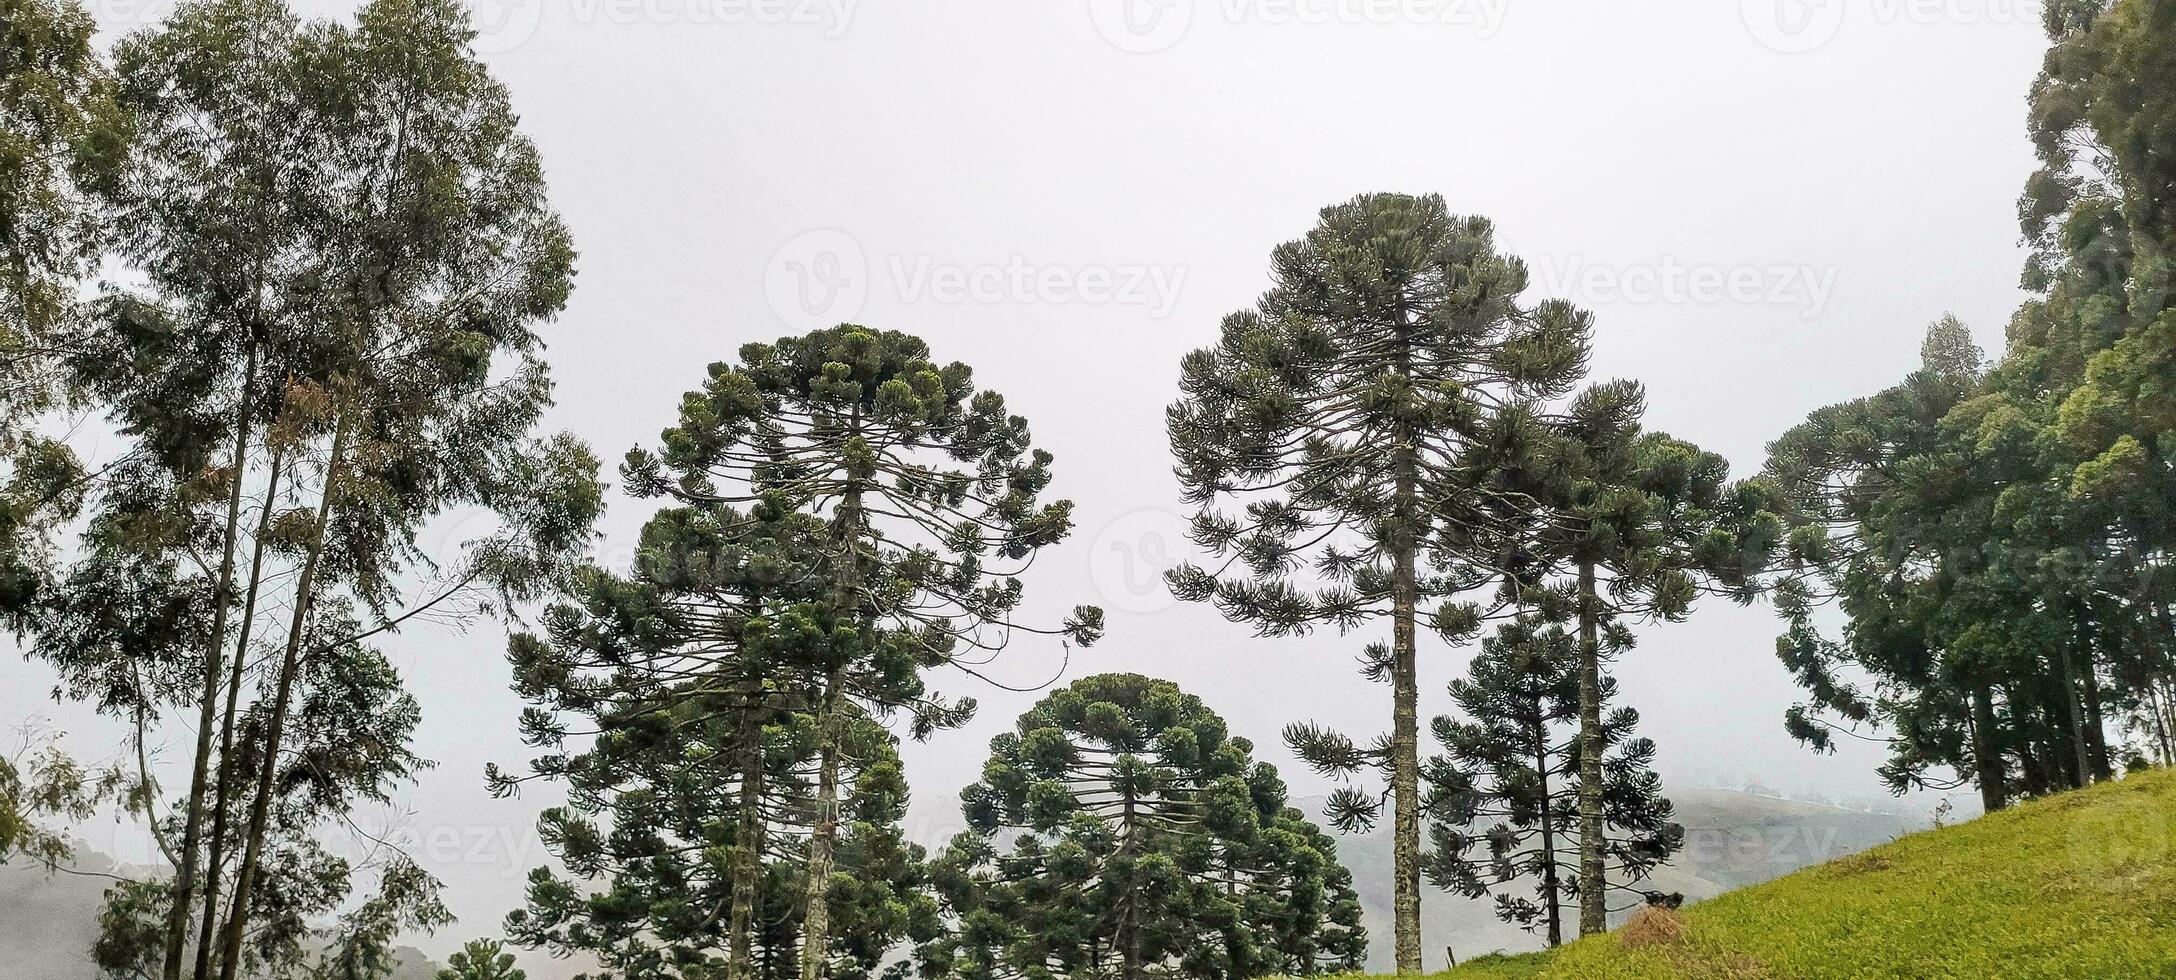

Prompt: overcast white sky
[{"left": 13, "top": 0, "right": 2054, "bottom": 968}]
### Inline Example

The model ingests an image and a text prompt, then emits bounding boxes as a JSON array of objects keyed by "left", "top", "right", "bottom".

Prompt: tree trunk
[
  {"left": 1118, "top": 784, "right": 1145, "bottom": 980},
  {"left": 1970, "top": 684, "right": 2008, "bottom": 813},
  {"left": 803, "top": 408, "right": 870, "bottom": 980},
  {"left": 1575, "top": 557, "right": 1607, "bottom": 937},
  {"left": 217, "top": 413, "right": 351, "bottom": 980},
  {"left": 2153, "top": 677, "right": 2176, "bottom": 766},
  {"left": 798, "top": 669, "right": 842, "bottom": 980},
  {"left": 2056, "top": 644, "right": 2092, "bottom": 789},
  {"left": 162, "top": 341, "right": 260, "bottom": 980},
  {"left": 2073, "top": 606, "right": 2110, "bottom": 781},
  {"left": 2151, "top": 599, "right": 2176, "bottom": 766},
  {"left": 1388, "top": 460, "right": 1422, "bottom": 975},
  {"left": 729, "top": 668, "right": 766, "bottom": 980},
  {"left": 194, "top": 438, "right": 286, "bottom": 980},
  {"left": 2081, "top": 658, "right": 2112, "bottom": 780},
  {"left": 2005, "top": 680, "right": 2056, "bottom": 797},
  {"left": 1534, "top": 718, "right": 1563, "bottom": 948}
]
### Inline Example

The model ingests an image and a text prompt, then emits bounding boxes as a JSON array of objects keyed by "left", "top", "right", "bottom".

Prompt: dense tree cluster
[
  {"left": 1167, "top": 193, "right": 1774, "bottom": 957},
  {"left": 3, "top": 1, "right": 2174, "bottom": 979},
  {"left": 1766, "top": 0, "right": 2176, "bottom": 815}
]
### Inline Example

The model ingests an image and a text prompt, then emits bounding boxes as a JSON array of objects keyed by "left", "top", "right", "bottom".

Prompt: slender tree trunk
[
  {"left": 798, "top": 669, "right": 842, "bottom": 980},
  {"left": 729, "top": 668, "right": 766, "bottom": 980},
  {"left": 2074, "top": 606, "right": 2111, "bottom": 781},
  {"left": 2154, "top": 678, "right": 2176, "bottom": 766},
  {"left": 1534, "top": 719, "right": 1562, "bottom": 948},
  {"left": 217, "top": 413, "right": 351, "bottom": 980},
  {"left": 2056, "top": 643, "right": 2092, "bottom": 789},
  {"left": 161, "top": 342, "right": 260, "bottom": 980},
  {"left": 1388, "top": 459, "right": 1422, "bottom": 975},
  {"left": 2081, "top": 660, "right": 2112, "bottom": 780},
  {"left": 2152, "top": 599, "right": 2176, "bottom": 765},
  {"left": 804, "top": 411, "right": 869, "bottom": 980},
  {"left": 1118, "top": 786, "right": 1144, "bottom": 980},
  {"left": 1575, "top": 557, "right": 1607, "bottom": 937},
  {"left": 1970, "top": 684, "right": 2008, "bottom": 813},
  {"left": 194, "top": 439, "right": 286, "bottom": 980},
  {"left": 2005, "top": 680, "right": 2055, "bottom": 797}
]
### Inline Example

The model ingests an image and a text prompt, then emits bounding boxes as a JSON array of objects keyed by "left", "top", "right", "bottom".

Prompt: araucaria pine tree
[
  {"left": 930, "top": 673, "right": 1366, "bottom": 980},
  {"left": 1423, "top": 613, "right": 1682, "bottom": 947},
  {"left": 436, "top": 939, "right": 526, "bottom": 980},
  {"left": 1504, "top": 380, "right": 1775, "bottom": 936},
  {"left": 1167, "top": 192, "right": 1592, "bottom": 973},
  {"left": 499, "top": 496, "right": 941, "bottom": 980},
  {"left": 620, "top": 325, "right": 1103, "bottom": 980}
]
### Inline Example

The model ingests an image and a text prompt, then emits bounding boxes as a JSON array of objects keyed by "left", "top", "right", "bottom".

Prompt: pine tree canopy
[
  {"left": 931, "top": 673, "right": 1367, "bottom": 980},
  {"left": 1423, "top": 614, "right": 1681, "bottom": 946}
]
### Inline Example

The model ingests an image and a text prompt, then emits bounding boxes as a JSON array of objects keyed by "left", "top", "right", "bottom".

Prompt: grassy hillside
[
  {"left": 1340, "top": 768, "right": 2176, "bottom": 979},
  {"left": 1305, "top": 788, "right": 1922, "bottom": 972}
]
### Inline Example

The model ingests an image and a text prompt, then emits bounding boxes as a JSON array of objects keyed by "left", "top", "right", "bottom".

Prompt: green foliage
[
  {"left": 1169, "top": 192, "right": 1598, "bottom": 971},
  {"left": 0, "top": 728, "right": 129, "bottom": 872},
  {"left": 9, "top": 2, "right": 599, "bottom": 978},
  {"left": 502, "top": 497, "right": 941, "bottom": 980},
  {"left": 933, "top": 674, "right": 1366, "bottom": 979},
  {"left": 1764, "top": 0, "right": 2176, "bottom": 810},
  {"left": 0, "top": 0, "right": 125, "bottom": 398},
  {"left": 436, "top": 940, "right": 524, "bottom": 980},
  {"left": 620, "top": 324, "right": 1099, "bottom": 978},
  {"left": 1422, "top": 617, "right": 1681, "bottom": 946}
]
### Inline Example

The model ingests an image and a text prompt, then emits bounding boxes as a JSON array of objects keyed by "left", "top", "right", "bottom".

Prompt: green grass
[{"left": 1319, "top": 768, "right": 2176, "bottom": 979}]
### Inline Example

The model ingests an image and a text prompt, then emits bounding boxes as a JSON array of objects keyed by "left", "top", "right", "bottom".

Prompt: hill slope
[
  {"left": 1381, "top": 768, "right": 2176, "bottom": 979},
  {"left": 1305, "top": 788, "right": 1921, "bottom": 972}
]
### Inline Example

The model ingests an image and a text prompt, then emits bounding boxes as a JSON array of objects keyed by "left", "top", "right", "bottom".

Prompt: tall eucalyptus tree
[{"left": 30, "top": 3, "right": 600, "bottom": 978}]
